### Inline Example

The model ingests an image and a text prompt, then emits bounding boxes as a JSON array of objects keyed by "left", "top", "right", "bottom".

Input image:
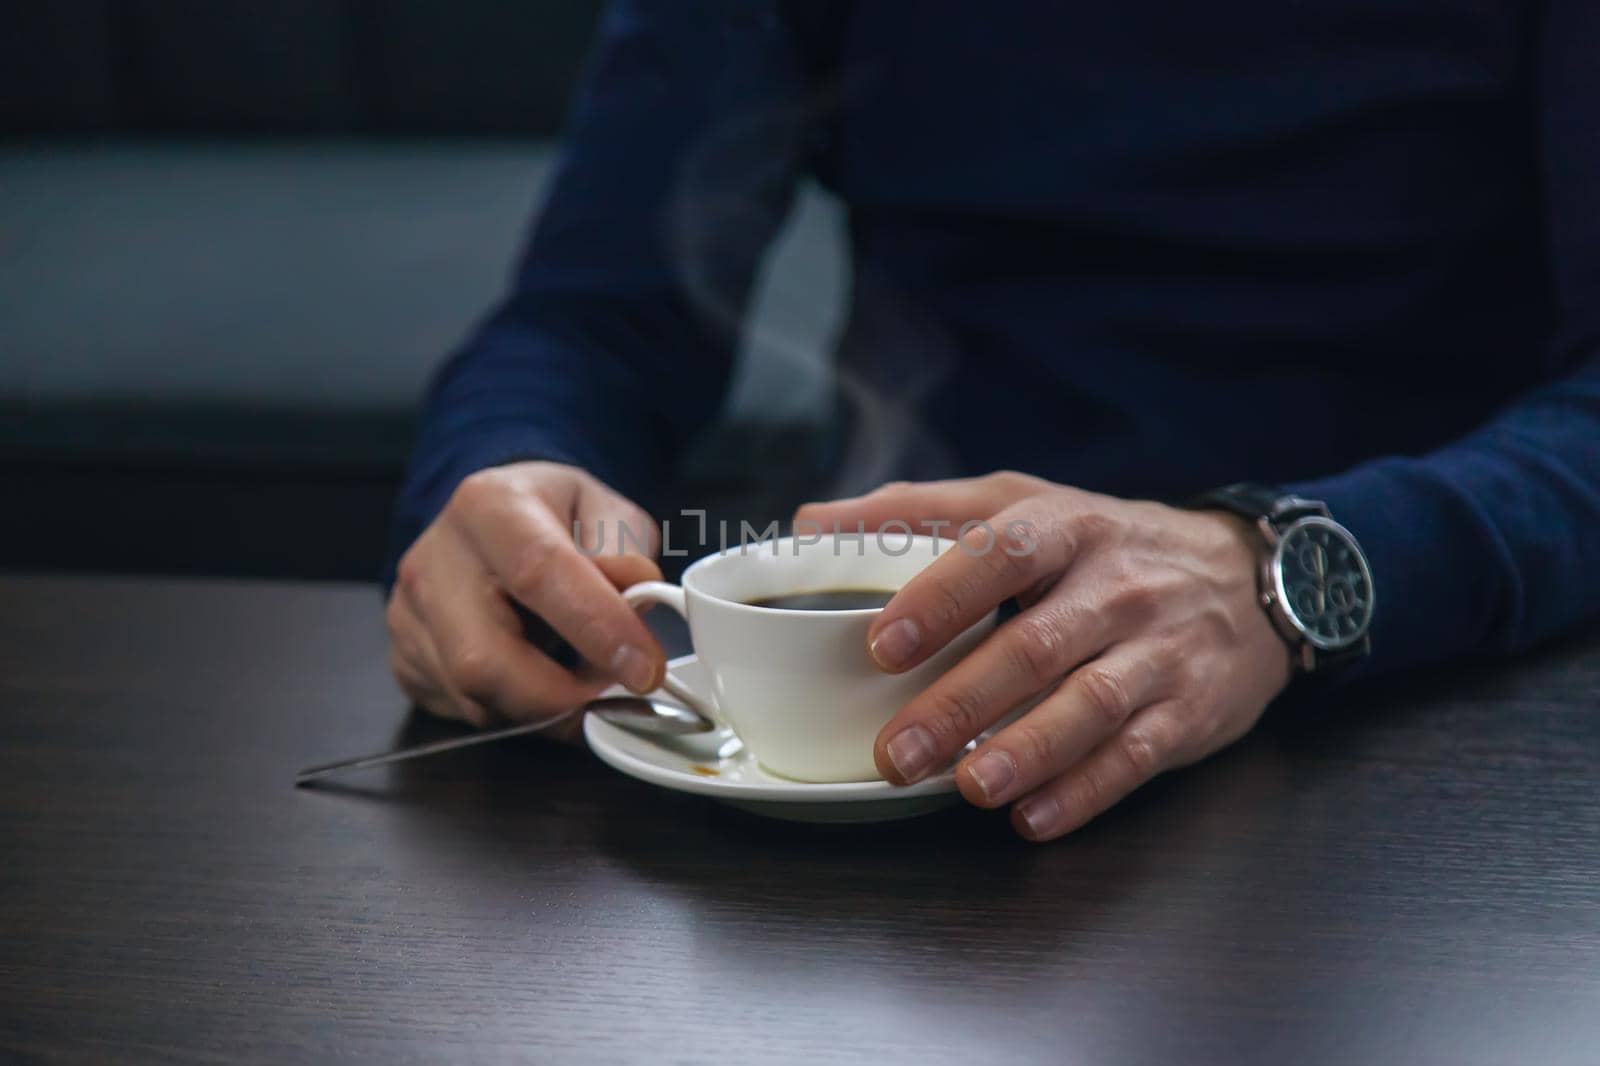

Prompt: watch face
[{"left": 1272, "top": 516, "right": 1374, "bottom": 651}]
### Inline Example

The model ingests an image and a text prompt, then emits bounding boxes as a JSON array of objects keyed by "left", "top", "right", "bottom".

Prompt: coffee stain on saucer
[{"left": 689, "top": 765, "right": 720, "bottom": 777}]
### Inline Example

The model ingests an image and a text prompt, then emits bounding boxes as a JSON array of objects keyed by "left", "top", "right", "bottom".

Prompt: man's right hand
[{"left": 386, "top": 461, "right": 666, "bottom": 733}]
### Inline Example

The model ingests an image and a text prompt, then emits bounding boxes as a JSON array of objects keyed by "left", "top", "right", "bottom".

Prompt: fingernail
[
  {"left": 1017, "top": 795, "right": 1062, "bottom": 838},
  {"left": 610, "top": 645, "right": 658, "bottom": 694},
  {"left": 965, "top": 750, "right": 1017, "bottom": 802},
  {"left": 885, "top": 725, "right": 938, "bottom": 782},
  {"left": 869, "top": 618, "right": 921, "bottom": 671}
]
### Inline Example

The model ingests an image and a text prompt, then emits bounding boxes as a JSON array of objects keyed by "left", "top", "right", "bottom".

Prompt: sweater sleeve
[
  {"left": 387, "top": 0, "right": 816, "bottom": 577},
  {"left": 1288, "top": 0, "right": 1600, "bottom": 678}
]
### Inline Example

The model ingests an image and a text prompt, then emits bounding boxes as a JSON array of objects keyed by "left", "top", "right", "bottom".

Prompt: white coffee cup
[{"left": 623, "top": 533, "right": 995, "bottom": 783}]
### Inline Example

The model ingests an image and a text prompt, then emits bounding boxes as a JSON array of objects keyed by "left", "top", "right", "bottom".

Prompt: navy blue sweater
[{"left": 393, "top": 0, "right": 1600, "bottom": 680}]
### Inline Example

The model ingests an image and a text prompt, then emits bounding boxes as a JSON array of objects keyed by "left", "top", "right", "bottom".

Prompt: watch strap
[
  {"left": 1186, "top": 482, "right": 1327, "bottom": 530},
  {"left": 1308, "top": 633, "right": 1372, "bottom": 670},
  {"left": 1188, "top": 482, "right": 1370, "bottom": 677}
]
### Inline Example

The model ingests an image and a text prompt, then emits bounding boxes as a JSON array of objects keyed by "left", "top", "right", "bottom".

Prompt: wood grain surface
[{"left": 2, "top": 575, "right": 1598, "bottom": 1064}]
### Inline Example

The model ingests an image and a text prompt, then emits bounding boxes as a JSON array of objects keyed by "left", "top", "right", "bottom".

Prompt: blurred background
[{"left": 1, "top": 2, "right": 846, "bottom": 581}]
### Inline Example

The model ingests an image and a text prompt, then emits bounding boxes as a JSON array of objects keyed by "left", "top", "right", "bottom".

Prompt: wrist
[
  {"left": 1187, "top": 483, "right": 1375, "bottom": 678},
  {"left": 1192, "top": 509, "right": 1297, "bottom": 690},
  {"left": 1203, "top": 508, "right": 1299, "bottom": 681}
]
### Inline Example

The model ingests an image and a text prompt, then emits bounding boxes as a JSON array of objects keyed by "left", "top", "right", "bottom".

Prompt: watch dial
[{"left": 1275, "top": 519, "right": 1373, "bottom": 649}]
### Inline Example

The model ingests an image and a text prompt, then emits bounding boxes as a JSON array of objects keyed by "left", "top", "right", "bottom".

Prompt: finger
[
  {"left": 872, "top": 595, "right": 1116, "bottom": 783},
  {"left": 1009, "top": 698, "right": 1188, "bottom": 842},
  {"left": 449, "top": 477, "right": 667, "bottom": 693},
  {"left": 394, "top": 645, "right": 493, "bottom": 726},
  {"left": 406, "top": 553, "right": 608, "bottom": 722},
  {"left": 793, "top": 471, "right": 1045, "bottom": 534},
  {"left": 388, "top": 587, "right": 493, "bottom": 725},
  {"left": 397, "top": 591, "right": 588, "bottom": 742},
  {"left": 574, "top": 479, "right": 664, "bottom": 590},
  {"left": 390, "top": 630, "right": 457, "bottom": 719},
  {"left": 865, "top": 496, "right": 1084, "bottom": 674},
  {"left": 954, "top": 642, "right": 1171, "bottom": 806},
  {"left": 386, "top": 584, "right": 433, "bottom": 687}
]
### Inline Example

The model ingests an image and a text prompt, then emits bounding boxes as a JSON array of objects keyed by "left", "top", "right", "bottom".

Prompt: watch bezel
[{"left": 1267, "top": 515, "right": 1375, "bottom": 652}]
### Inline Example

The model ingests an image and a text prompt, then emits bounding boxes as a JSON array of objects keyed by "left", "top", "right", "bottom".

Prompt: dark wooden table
[{"left": 3, "top": 575, "right": 1599, "bottom": 1064}]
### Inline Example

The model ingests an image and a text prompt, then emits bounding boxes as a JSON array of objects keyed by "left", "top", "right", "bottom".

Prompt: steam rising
[{"left": 664, "top": 59, "right": 958, "bottom": 502}]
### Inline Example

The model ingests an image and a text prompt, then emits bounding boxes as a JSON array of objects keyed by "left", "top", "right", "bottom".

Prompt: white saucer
[{"left": 584, "top": 655, "right": 963, "bottom": 824}]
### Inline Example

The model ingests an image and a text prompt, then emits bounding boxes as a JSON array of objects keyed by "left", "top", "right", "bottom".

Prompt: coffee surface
[{"left": 745, "top": 588, "right": 896, "bottom": 612}]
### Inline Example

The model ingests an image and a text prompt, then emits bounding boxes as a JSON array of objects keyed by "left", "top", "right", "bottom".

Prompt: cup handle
[{"left": 622, "top": 581, "right": 716, "bottom": 723}]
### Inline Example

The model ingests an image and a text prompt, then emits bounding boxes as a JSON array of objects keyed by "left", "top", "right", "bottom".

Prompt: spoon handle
[{"left": 294, "top": 710, "right": 576, "bottom": 787}]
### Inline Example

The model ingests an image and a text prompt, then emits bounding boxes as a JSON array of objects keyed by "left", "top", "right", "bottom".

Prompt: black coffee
[{"left": 745, "top": 587, "right": 896, "bottom": 612}]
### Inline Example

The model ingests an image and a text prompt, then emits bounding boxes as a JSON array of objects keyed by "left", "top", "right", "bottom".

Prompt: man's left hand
[{"left": 795, "top": 472, "right": 1293, "bottom": 842}]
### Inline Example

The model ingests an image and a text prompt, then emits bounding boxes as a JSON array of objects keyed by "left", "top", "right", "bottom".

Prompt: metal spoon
[{"left": 293, "top": 696, "right": 712, "bottom": 787}]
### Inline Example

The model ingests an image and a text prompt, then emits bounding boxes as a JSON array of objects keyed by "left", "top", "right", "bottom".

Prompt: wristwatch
[{"left": 1188, "top": 483, "right": 1374, "bottom": 674}]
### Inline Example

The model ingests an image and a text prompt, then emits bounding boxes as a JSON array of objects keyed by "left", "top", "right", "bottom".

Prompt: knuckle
[
  {"left": 394, "top": 551, "right": 423, "bottom": 592},
  {"left": 997, "top": 516, "right": 1042, "bottom": 556},
  {"left": 981, "top": 525, "right": 1037, "bottom": 580},
  {"left": 1076, "top": 664, "right": 1134, "bottom": 726},
  {"left": 1011, "top": 722, "right": 1061, "bottom": 770},
  {"left": 1109, "top": 572, "right": 1159, "bottom": 619},
  {"left": 1007, "top": 614, "right": 1067, "bottom": 688},
  {"left": 1051, "top": 521, "right": 1081, "bottom": 563},
  {"left": 988, "top": 469, "right": 1038, "bottom": 496},
  {"left": 1072, "top": 765, "right": 1111, "bottom": 814},
  {"left": 1070, "top": 509, "right": 1118, "bottom": 546},
  {"left": 445, "top": 646, "right": 499, "bottom": 701},
  {"left": 1118, "top": 728, "right": 1165, "bottom": 780},
  {"left": 958, "top": 521, "right": 996, "bottom": 557},
  {"left": 417, "top": 694, "right": 457, "bottom": 722},
  {"left": 927, "top": 578, "right": 970, "bottom": 631},
  {"left": 383, "top": 592, "right": 406, "bottom": 635},
  {"left": 924, "top": 685, "right": 989, "bottom": 744},
  {"left": 451, "top": 696, "right": 490, "bottom": 729},
  {"left": 503, "top": 538, "right": 557, "bottom": 602},
  {"left": 449, "top": 469, "right": 503, "bottom": 514},
  {"left": 1010, "top": 512, "right": 1076, "bottom": 566}
]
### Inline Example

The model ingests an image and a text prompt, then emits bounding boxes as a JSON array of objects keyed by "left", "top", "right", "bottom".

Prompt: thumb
[{"left": 593, "top": 550, "right": 663, "bottom": 591}]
